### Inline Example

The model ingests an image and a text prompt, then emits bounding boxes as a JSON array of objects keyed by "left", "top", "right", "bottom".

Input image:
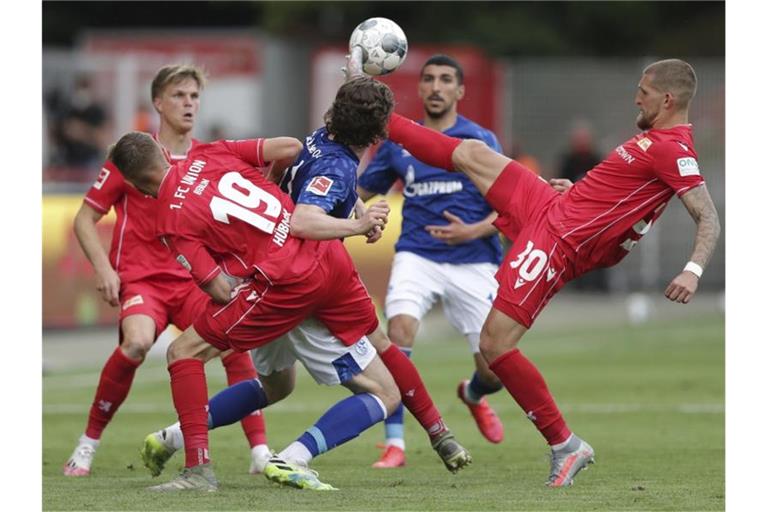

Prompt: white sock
[
  {"left": 385, "top": 438, "right": 405, "bottom": 450},
  {"left": 463, "top": 381, "right": 483, "bottom": 404},
  {"left": 79, "top": 434, "right": 100, "bottom": 448},
  {"left": 279, "top": 441, "right": 313, "bottom": 467},
  {"left": 251, "top": 443, "right": 271, "bottom": 459},
  {"left": 550, "top": 433, "right": 574, "bottom": 452},
  {"left": 165, "top": 422, "right": 184, "bottom": 451}
]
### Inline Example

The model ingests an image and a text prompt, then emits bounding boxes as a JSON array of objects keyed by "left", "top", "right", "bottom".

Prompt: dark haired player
[
  {"left": 359, "top": 54, "right": 507, "bottom": 469},
  {"left": 143, "top": 77, "right": 472, "bottom": 481}
]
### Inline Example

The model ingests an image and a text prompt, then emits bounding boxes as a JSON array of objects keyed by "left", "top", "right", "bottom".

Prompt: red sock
[
  {"left": 489, "top": 349, "right": 571, "bottom": 445},
  {"left": 387, "top": 113, "right": 462, "bottom": 171},
  {"left": 221, "top": 351, "right": 267, "bottom": 447},
  {"left": 379, "top": 344, "right": 446, "bottom": 438},
  {"left": 168, "top": 359, "right": 210, "bottom": 467},
  {"left": 85, "top": 346, "right": 142, "bottom": 439}
]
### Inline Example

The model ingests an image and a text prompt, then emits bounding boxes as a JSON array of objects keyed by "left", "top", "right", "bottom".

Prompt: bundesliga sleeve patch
[
  {"left": 677, "top": 157, "right": 700, "bottom": 177},
  {"left": 93, "top": 166, "right": 111, "bottom": 190},
  {"left": 636, "top": 137, "right": 653, "bottom": 152},
  {"left": 307, "top": 176, "right": 334, "bottom": 196}
]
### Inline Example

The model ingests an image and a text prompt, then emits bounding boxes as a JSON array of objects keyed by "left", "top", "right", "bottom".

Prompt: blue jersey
[
  {"left": 280, "top": 127, "right": 360, "bottom": 220},
  {"left": 359, "top": 115, "right": 503, "bottom": 265}
]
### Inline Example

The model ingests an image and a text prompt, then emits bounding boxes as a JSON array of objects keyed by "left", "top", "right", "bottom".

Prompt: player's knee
[
  {"left": 374, "top": 382, "right": 401, "bottom": 416},
  {"left": 260, "top": 370, "right": 295, "bottom": 404},
  {"left": 453, "top": 139, "right": 488, "bottom": 169},
  {"left": 387, "top": 318, "right": 417, "bottom": 348},
  {"left": 165, "top": 339, "right": 183, "bottom": 364},
  {"left": 478, "top": 332, "right": 502, "bottom": 363},
  {"left": 121, "top": 334, "right": 154, "bottom": 361}
]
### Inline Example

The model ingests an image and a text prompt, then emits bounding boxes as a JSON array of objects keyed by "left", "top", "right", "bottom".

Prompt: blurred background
[{"left": 42, "top": 1, "right": 724, "bottom": 340}]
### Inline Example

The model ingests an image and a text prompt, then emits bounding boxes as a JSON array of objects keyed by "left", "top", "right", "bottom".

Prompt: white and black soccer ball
[{"left": 348, "top": 17, "right": 408, "bottom": 76}]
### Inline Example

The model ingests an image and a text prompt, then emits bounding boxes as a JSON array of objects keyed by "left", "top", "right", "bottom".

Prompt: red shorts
[
  {"left": 194, "top": 240, "right": 380, "bottom": 353},
  {"left": 119, "top": 276, "right": 209, "bottom": 340},
  {"left": 486, "top": 161, "right": 576, "bottom": 328}
]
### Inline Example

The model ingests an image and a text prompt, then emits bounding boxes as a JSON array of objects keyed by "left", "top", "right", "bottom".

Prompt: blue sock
[
  {"left": 298, "top": 393, "right": 386, "bottom": 456},
  {"left": 207, "top": 378, "right": 268, "bottom": 429},
  {"left": 384, "top": 347, "right": 411, "bottom": 442},
  {"left": 467, "top": 370, "right": 503, "bottom": 402}
]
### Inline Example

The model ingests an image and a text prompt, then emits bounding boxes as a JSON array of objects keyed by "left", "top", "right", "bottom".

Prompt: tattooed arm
[{"left": 664, "top": 184, "right": 721, "bottom": 304}]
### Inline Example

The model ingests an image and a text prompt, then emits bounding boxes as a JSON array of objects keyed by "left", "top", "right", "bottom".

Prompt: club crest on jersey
[
  {"left": 677, "top": 157, "right": 700, "bottom": 177},
  {"left": 307, "top": 176, "right": 334, "bottom": 196},
  {"left": 93, "top": 167, "right": 111, "bottom": 190},
  {"left": 636, "top": 137, "right": 653, "bottom": 152},
  {"left": 354, "top": 339, "right": 369, "bottom": 355},
  {"left": 122, "top": 295, "right": 144, "bottom": 310}
]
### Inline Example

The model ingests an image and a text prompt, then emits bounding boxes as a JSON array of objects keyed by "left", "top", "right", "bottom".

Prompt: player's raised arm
[
  {"left": 263, "top": 137, "right": 303, "bottom": 164},
  {"left": 225, "top": 137, "right": 302, "bottom": 168},
  {"left": 664, "top": 184, "right": 721, "bottom": 303}
]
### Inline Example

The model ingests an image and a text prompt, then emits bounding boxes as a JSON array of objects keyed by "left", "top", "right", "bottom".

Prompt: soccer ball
[{"left": 349, "top": 17, "right": 408, "bottom": 76}]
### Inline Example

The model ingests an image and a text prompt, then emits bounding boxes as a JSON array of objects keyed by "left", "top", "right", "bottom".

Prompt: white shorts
[
  {"left": 384, "top": 251, "right": 498, "bottom": 353},
  {"left": 250, "top": 318, "right": 377, "bottom": 386}
]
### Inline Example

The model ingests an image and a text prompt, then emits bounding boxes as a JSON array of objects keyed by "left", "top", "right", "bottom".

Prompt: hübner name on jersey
[
  {"left": 171, "top": 160, "right": 207, "bottom": 209},
  {"left": 404, "top": 180, "right": 463, "bottom": 197},
  {"left": 272, "top": 209, "right": 291, "bottom": 247}
]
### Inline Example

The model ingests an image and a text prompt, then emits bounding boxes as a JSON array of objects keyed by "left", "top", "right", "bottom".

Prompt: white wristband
[{"left": 684, "top": 261, "right": 703, "bottom": 278}]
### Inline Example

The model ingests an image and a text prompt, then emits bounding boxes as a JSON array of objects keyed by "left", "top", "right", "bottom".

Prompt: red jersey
[
  {"left": 83, "top": 137, "right": 200, "bottom": 284},
  {"left": 548, "top": 125, "right": 705, "bottom": 270},
  {"left": 155, "top": 139, "right": 327, "bottom": 287}
]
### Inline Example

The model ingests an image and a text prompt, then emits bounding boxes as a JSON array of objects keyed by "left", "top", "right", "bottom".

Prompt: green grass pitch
[{"left": 43, "top": 314, "right": 724, "bottom": 511}]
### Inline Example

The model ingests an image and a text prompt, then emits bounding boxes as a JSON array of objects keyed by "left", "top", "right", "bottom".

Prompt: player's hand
[
  {"left": 425, "top": 210, "right": 475, "bottom": 245},
  {"left": 549, "top": 178, "right": 574, "bottom": 193},
  {"left": 357, "top": 199, "right": 389, "bottom": 235},
  {"left": 95, "top": 266, "right": 121, "bottom": 307},
  {"left": 365, "top": 225, "right": 384, "bottom": 244},
  {"left": 343, "top": 46, "right": 365, "bottom": 80},
  {"left": 664, "top": 271, "right": 699, "bottom": 304}
]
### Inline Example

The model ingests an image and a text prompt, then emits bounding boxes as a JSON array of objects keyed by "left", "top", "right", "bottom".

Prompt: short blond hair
[
  {"left": 150, "top": 64, "right": 207, "bottom": 101},
  {"left": 643, "top": 59, "right": 697, "bottom": 110}
]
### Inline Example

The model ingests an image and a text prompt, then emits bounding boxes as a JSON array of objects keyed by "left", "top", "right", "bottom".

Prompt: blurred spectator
[
  {"left": 51, "top": 75, "right": 110, "bottom": 171},
  {"left": 558, "top": 121, "right": 600, "bottom": 183},
  {"left": 208, "top": 123, "right": 229, "bottom": 141},
  {"left": 509, "top": 138, "right": 542, "bottom": 175},
  {"left": 557, "top": 120, "right": 608, "bottom": 292},
  {"left": 133, "top": 102, "right": 158, "bottom": 134}
]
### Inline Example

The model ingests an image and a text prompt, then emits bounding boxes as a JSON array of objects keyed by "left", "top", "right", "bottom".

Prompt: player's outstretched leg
[
  {"left": 375, "top": 338, "right": 472, "bottom": 473},
  {"left": 481, "top": 309, "right": 595, "bottom": 486},
  {"left": 147, "top": 354, "right": 218, "bottom": 492},
  {"left": 267, "top": 390, "right": 389, "bottom": 490},
  {"left": 219, "top": 351, "right": 271, "bottom": 473},
  {"left": 141, "top": 377, "right": 272, "bottom": 477}
]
